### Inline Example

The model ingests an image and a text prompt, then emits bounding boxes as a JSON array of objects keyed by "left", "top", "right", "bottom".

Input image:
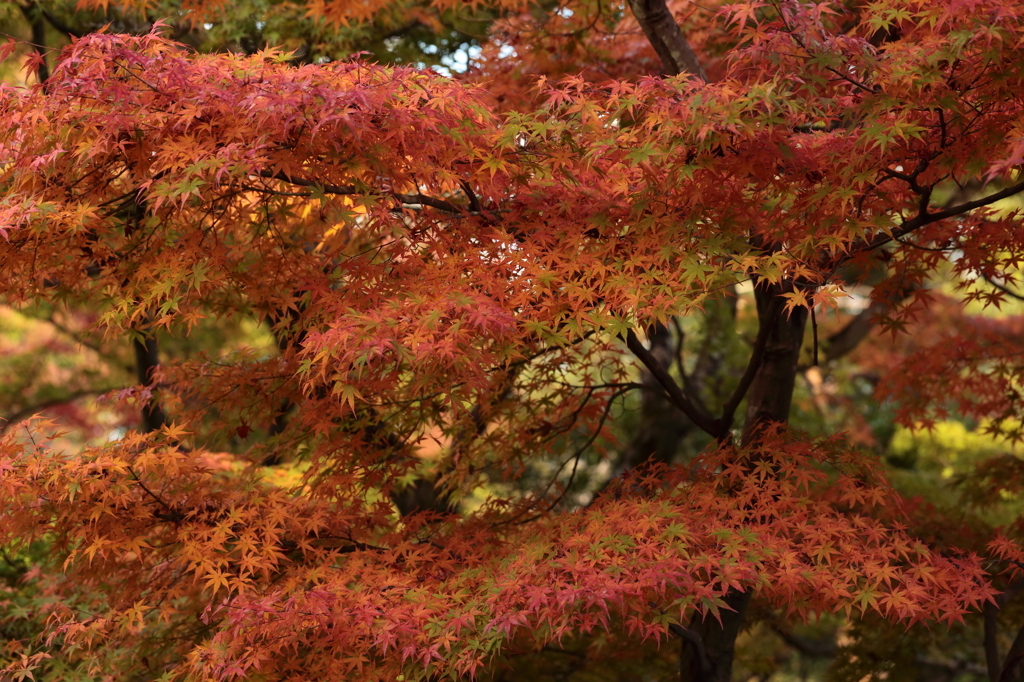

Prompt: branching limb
[
  {"left": 397, "top": 367, "right": 525, "bottom": 516},
  {"left": 128, "top": 465, "right": 181, "bottom": 522},
  {"left": 769, "top": 623, "right": 837, "bottom": 658},
  {"left": 626, "top": 0, "right": 707, "bottom": 79},
  {"left": 18, "top": 2, "right": 50, "bottom": 83},
  {"left": 624, "top": 329, "right": 722, "bottom": 438},
  {"left": 985, "top": 274, "right": 1024, "bottom": 303},
  {"left": 39, "top": 7, "right": 83, "bottom": 38},
  {"left": 998, "top": 619, "right": 1024, "bottom": 682},
  {"left": 256, "top": 170, "right": 467, "bottom": 215},
  {"left": 796, "top": 288, "right": 912, "bottom": 371},
  {"left": 849, "top": 178, "right": 1024, "bottom": 260},
  {"left": 669, "top": 623, "right": 714, "bottom": 681},
  {"left": 669, "top": 318, "right": 712, "bottom": 414},
  {"left": 44, "top": 314, "right": 107, "bottom": 356},
  {"left": 983, "top": 578, "right": 1024, "bottom": 682},
  {"left": 772, "top": 621, "right": 986, "bottom": 677},
  {"left": 1, "top": 389, "right": 112, "bottom": 436},
  {"left": 459, "top": 179, "right": 481, "bottom": 213},
  {"left": 718, "top": 296, "right": 782, "bottom": 434},
  {"left": 624, "top": 291, "right": 774, "bottom": 441}
]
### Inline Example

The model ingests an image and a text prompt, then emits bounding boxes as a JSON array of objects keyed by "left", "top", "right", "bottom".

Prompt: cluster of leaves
[{"left": 0, "top": 423, "right": 996, "bottom": 680}]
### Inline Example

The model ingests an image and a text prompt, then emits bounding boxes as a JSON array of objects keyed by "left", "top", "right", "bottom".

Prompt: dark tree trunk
[
  {"left": 133, "top": 330, "right": 167, "bottom": 433},
  {"left": 678, "top": 280, "right": 808, "bottom": 682},
  {"left": 19, "top": 2, "right": 50, "bottom": 84},
  {"left": 740, "top": 282, "right": 809, "bottom": 445}
]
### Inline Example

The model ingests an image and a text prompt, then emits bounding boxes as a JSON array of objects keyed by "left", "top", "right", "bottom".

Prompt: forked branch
[
  {"left": 625, "top": 329, "right": 722, "bottom": 438},
  {"left": 624, "top": 293, "right": 782, "bottom": 442},
  {"left": 850, "top": 178, "right": 1024, "bottom": 260},
  {"left": 256, "top": 170, "right": 467, "bottom": 215},
  {"left": 718, "top": 296, "right": 782, "bottom": 433}
]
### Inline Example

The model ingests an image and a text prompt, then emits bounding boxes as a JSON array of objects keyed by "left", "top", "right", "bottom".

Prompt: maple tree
[{"left": 2, "top": 0, "right": 1024, "bottom": 679}]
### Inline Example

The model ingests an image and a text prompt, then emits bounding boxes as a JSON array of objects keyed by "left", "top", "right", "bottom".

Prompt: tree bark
[
  {"left": 627, "top": 0, "right": 706, "bottom": 79},
  {"left": 679, "top": 590, "right": 753, "bottom": 682},
  {"left": 985, "top": 600, "right": 1001, "bottom": 682},
  {"left": 133, "top": 328, "right": 167, "bottom": 433},
  {"left": 740, "top": 282, "right": 809, "bottom": 445}
]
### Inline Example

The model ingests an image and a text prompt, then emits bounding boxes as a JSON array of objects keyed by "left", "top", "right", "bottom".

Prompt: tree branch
[
  {"left": 256, "top": 170, "right": 467, "bottom": 215},
  {"left": 19, "top": 2, "right": 50, "bottom": 84},
  {"left": 769, "top": 623, "right": 837, "bottom": 658},
  {"left": 851, "top": 178, "right": 1024, "bottom": 259},
  {"left": 624, "top": 329, "right": 722, "bottom": 438},
  {"left": 772, "top": 622, "right": 986, "bottom": 677},
  {"left": 39, "top": 7, "right": 83, "bottom": 38},
  {"left": 796, "top": 289, "right": 911, "bottom": 371},
  {"left": 985, "top": 274, "right": 1024, "bottom": 303},
  {"left": 669, "top": 623, "right": 714, "bottom": 681},
  {"left": 0, "top": 389, "right": 112, "bottom": 435},
  {"left": 626, "top": 0, "right": 707, "bottom": 79},
  {"left": 718, "top": 296, "right": 781, "bottom": 433},
  {"left": 999, "top": 618, "right": 1024, "bottom": 682}
]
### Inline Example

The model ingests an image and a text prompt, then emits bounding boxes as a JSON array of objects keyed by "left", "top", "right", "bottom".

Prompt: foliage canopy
[{"left": 2, "top": 0, "right": 1024, "bottom": 680}]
